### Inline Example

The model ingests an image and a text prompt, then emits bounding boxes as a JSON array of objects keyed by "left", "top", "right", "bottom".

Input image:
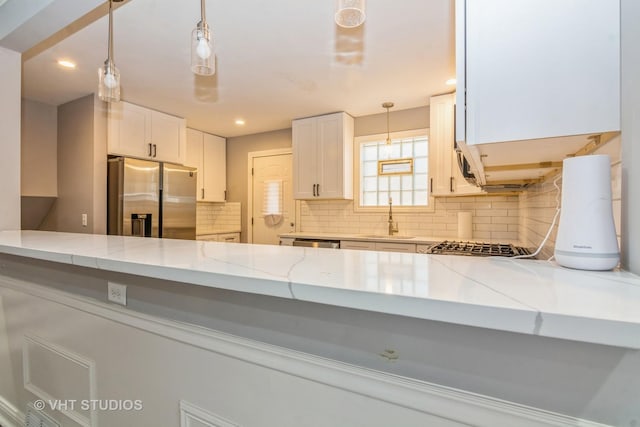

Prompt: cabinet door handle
[
  {"left": 313, "top": 184, "right": 317, "bottom": 197},
  {"left": 430, "top": 178, "right": 433, "bottom": 194},
  {"left": 201, "top": 188, "right": 205, "bottom": 199},
  {"left": 224, "top": 190, "right": 227, "bottom": 201},
  {"left": 317, "top": 184, "right": 320, "bottom": 197},
  {"left": 450, "top": 177, "right": 454, "bottom": 193},
  {"left": 148, "top": 143, "right": 152, "bottom": 157},
  {"left": 153, "top": 144, "right": 157, "bottom": 158}
]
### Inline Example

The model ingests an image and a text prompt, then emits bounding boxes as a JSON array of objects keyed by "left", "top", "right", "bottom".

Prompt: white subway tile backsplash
[
  {"left": 299, "top": 194, "right": 522, "bottom": 241},
  {"left": 196, "top": 202, "right": 241, "bottom": 234}
]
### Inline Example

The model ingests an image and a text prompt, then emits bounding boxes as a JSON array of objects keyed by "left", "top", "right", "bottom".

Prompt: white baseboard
[
  {"left": 0, "top": 276, "right": 611, "bottom": 427},
  {"left": 0, "top": 395, "right": 24, "bottom": 427}
]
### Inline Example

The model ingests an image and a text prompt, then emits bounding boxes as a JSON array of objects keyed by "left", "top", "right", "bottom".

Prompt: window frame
[{"left": 353, "top": 128, "right": 435, "bottom": 213}]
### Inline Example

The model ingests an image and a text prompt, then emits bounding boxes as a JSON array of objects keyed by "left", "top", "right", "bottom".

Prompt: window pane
[
  {"left": 414, "top": 157, "right": 428, "bottom": 173},
  {"left": 402, "top": 142, "right": 413, "bottom": 157},
  {"left": 401, "top": 191, "right": 413, "bottom": 205},
  {"left": 358, "top": 134, "right": 429, "bottom": 207},
  {"left": 389, "top": 176, "right": 401, "bottom": 191},
  {"left": 414, "top": 140, "right": 428, "bottom": 157},
  {"left": 363, "top": 160, "right": 377, "bottom": 176},
  {"left": 414, "top": 191, "right": 428, "bottom": 205},
  {"left": 363, "top": 144, "right": 377, "bottom": 161},
  {"left": 363, "top": 192, "right": 377, "bottom": 206},
  {"left": 414, "top": 173, "right": 428, "bottom": 190},
  {"left": 363, "top": 176, "right": 377, "bottom": 191},
  {"left": 378, "top": 191, "right": 389, "bottom": 205}
]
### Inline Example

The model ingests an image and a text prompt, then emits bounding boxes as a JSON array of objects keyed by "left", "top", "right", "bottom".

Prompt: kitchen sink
[{"left": 359, "top": 235, "right": 415, "bottom": 240}]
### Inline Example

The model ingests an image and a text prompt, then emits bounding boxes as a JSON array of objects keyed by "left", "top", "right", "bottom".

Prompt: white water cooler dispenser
[{"left": 554, "top": 154, "right": 619, "bottom": 270}]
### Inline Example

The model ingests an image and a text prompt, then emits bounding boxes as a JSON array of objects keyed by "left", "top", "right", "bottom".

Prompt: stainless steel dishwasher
[{"left": 292, "top": 238, "right": 340, "bottom": 249}]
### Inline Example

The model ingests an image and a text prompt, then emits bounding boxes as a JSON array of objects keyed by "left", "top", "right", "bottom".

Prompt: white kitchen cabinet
[
  {"left": 185, "top": 128, "right": 226, "bottom": 202},
  {"left": 340, "top": 240, "right": 376, "bottom": 251},
  {"left": 108, "top": 101, "right": 187, "bottom": 164},
  {"left": 456, "top": 0, "right": 620, "bottom": 147},
  {"left": 429, "top": 93, "right": 483, "bottom": 196},
  {"left": 373, "top": 242, "right": 416, "bottom": 253},
  {"left": 197, "top": 232, "right": 239, "bottom": 242},
  {"left": 340, "top": 240, "right": 416, "bottom": 253},
  {"left": 293, "top": 112, "right": 354, "bottom": 200}
]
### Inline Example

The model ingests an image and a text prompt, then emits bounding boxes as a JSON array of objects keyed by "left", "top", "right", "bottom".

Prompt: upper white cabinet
[
  {"left": 185, "top": 128, "right": 226, "bottom": 202},
  {"left": 292, "top": 112, "right": 354, "bottom": 200},
  {"left": 429, "top": 93, "right": 483, "bottom": 196},
  {"left": 108, "top": 101, "right": 187, "bottom": 164},
  {"left": 456, "top": 0, "right": 620, "bottom": 146}
]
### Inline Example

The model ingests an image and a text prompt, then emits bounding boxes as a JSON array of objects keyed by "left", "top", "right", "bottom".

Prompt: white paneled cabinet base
[
  {"left": 186, "top": 128, "right": 227, "bottom": 202},
  {"left": 293, "top": 112, "right": 354, "bottom": 200},
  {"left": 455, "top": 0, "right": 621, "bottom": 185},
  {"left": 0, "top": 277, "right": 615, "bottom": 427},
  {"left": 108, "top": 101, "right": 187, "bottom": 165}
]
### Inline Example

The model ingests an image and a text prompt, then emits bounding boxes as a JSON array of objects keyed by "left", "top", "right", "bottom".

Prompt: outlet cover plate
[{"left": 107, "top": 282, "right": 127, "bottom": 306}]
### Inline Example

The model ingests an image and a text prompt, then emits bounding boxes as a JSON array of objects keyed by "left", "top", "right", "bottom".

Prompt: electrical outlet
[
  {"left": 107, "top": 282, "right": 127, "bottom": 305},
  {"left": 81, "top": 213, "right": 88, "bottom": 227}
]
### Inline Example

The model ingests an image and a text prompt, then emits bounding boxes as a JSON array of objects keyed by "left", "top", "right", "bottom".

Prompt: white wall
[
  {"left": 0, "top": 46, "right": 21, "bottom": 231},
  {"left": 621, "top": 0, "right": 640, "bottom": 274},
  {"left": 21, "top": 98, "right": 57, "bottom": 196}
]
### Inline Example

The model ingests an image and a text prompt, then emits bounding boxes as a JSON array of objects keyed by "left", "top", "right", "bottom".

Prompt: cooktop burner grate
[{"left": 426, "top": 241, "right": 531, "bottom": 257}]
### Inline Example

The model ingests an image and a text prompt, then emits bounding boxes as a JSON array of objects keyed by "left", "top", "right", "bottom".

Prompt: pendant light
[
  {"left": 191, "top": 0, "right": 215, "bottom": 76},
  {"left": 383, "top": 102, "right": 394, "bottom": 144},
  {"left": 98, "top": 0, "right": 122, "bottom": 102},
  {"left": 335, "top": 0, "right": 366, "bottom": 28}
]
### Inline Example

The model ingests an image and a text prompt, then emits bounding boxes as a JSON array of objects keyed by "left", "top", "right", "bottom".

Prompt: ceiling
[{"left": 15, "top": 0, "right": 455, "bottom": 138}]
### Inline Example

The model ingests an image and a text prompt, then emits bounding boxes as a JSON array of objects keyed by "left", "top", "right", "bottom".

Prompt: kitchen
[{"left": 1, "top": 0, "right": 633, "bottom": 427}]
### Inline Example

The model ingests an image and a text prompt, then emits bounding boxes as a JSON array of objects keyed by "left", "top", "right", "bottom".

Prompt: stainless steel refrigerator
[{"left": 107, "top": 157, "right": 197, "bottom": 240}]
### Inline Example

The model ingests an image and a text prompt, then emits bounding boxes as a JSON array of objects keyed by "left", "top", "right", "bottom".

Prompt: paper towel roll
[{"left": 458, "top": 211, "right": 473, "bottom": 240}]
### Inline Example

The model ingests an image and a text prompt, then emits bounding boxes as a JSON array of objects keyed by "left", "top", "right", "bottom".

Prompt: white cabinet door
[
  {"left": 151, "top": 110, "right": 186, "bottom": 164},
  {"left": 185, "top": 128, "right": 204, "bottom": 198},
  {"left": 292, "top": 116, "right": 317, "bottom": 199},
  {"left": 108, "top": 101, "right": 151, "bottom": 159},
  {"left": 457, "top": 0, "right": 620, "bottom": 146},
  {"left": 374, "top": 242, "right": 416, "bottom": 253},
  {"left": 430, "top": 93, "right": 483, "bottom": 196},
  {"left": 202, "top": 133, "right": 226, "bottom": 202},
  {"left": 186, "top": 128, "right": 226, "bottom": 202},
  {"left": 293, "top": 112, "right": 353, "bottom": 200},
  {"left": 340, "top": 240, "right": 376, "bottom": 251},
  {"left": 108, "top": 101, "right": 186, "bottom": 164},
  {"left": 217, "top": 232, "right": 239, "bottom": 243}
]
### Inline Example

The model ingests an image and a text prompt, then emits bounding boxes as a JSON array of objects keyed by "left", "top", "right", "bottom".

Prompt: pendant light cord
[
  {"left": 107, "top": 0, "right": 113, "bottom": 63},
  {"left": 201, "top": 0, "right": 207, "bottom": 25}
]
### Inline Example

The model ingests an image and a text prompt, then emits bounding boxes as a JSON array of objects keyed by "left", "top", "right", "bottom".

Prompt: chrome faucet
[{"left": 388, "top": 197, "right": 399, "bottom": 236}]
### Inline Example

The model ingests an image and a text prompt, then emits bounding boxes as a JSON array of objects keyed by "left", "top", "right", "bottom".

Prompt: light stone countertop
[{"left": 1, "top": 230, "right": 639, "bottom": 349}]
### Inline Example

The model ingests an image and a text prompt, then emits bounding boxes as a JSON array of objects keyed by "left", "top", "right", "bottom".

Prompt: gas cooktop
[{"left": 426, "top": 241, "right": 531, "bottom": 257}]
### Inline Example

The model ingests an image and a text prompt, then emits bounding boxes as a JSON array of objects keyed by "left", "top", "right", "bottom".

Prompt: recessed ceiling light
[
  {"left": 235, "top": 119, "right": 245, "bottom": 126},
  {"left": 57, "top": 60, "right": 76, "bottom": 69},
  {"left": 446, "top": 78, "right": 456, "bottom": 86}
]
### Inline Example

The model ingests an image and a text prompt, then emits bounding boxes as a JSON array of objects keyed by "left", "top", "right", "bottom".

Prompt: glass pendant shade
[
  {"left": 98, "top": 0, "right": 120, "bottom": 102},
  {"left": 99, "top": 60, "right": 120, "bottom": 102},
  {"left": 191, "top": 23, "right": 215, "bottom": 76},
  {"left": 335, "top": 0, "right": 366, "bottom": 28}
]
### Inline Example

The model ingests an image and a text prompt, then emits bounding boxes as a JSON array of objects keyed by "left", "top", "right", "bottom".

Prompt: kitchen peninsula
[{"left": 1, "top": 230, "right": 639, "bottom": 426}]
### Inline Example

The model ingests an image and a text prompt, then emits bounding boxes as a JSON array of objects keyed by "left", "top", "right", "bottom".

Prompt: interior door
[{"left": 252, "top": 153, "right": 294, "bottom": 245}]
